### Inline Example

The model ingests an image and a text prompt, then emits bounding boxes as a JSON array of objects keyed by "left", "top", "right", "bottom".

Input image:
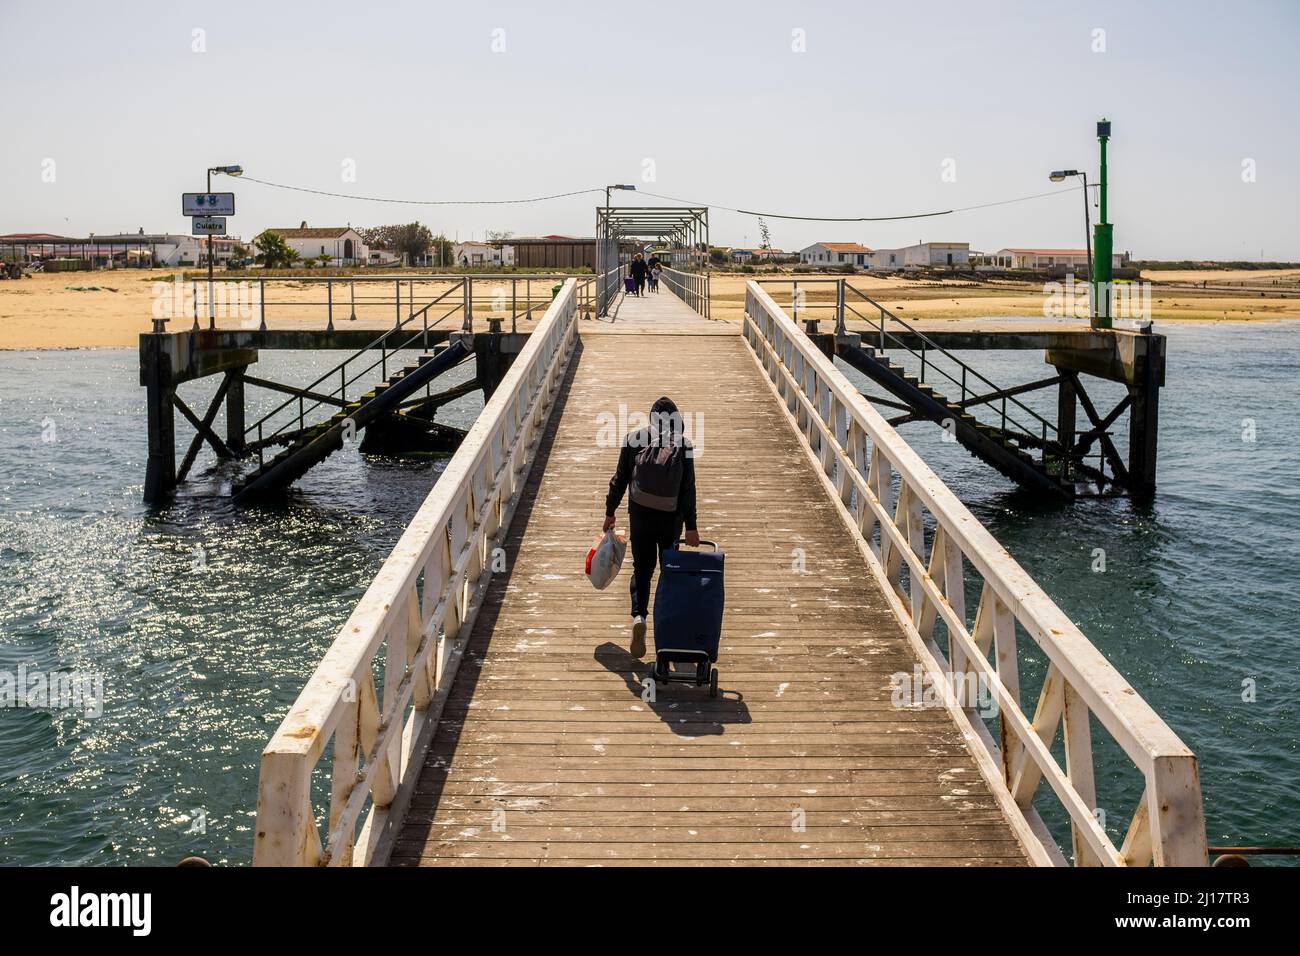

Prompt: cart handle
[{"left": 674, "top": 538, "right": 719, "bottom": 551}]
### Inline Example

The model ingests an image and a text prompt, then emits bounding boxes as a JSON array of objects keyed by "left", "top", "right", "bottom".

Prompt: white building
[
  {"left": 989, "top": 248, "right": 1124, "bottom": 271},
  {"left": 369, "top": 247, "right": 403, "bottom": 267},
  {"left": 452, "top": 240, "right": 514, "bottom": 267},
  {"left": 871, "top": 241, "right": 969, "bottom": 270},
  {"left": 732, "top": 247, "right": 786, "bottom": 263},
  {"left": 268, "top": 225, "right": 368, "bottom": 265},
  {"left": 655, "top": 248, "right": 692, "bottom": 266},
  {"left": 798, "top": 242, "right": 873, "bottom": 269},
  {"left": 92, "top": 233, "right": 245, "bottom": 266}
]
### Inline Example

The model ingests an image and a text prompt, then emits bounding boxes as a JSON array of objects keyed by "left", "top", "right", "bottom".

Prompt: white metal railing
[
  {"left": 252, "top": 279, "right": 581, "bottom": 866},
  {"left": 660, "top": 266, "right": 710, "bottom": 317},
  {"left": 594, "top": 265, "right": 624, "bottom": 317},
  {"left": 166, "top": 273, "right": 592, "bottom": 333},
  {"left": 742, "top": 281, "right": 1207, "bottom": 867}
]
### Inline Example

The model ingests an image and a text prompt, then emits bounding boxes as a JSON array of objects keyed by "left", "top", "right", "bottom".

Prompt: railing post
[
  {"left": 1147, "top": 756, "right": 1209, "bottom": 866},
  {"left": 259, "top": 279, "right": 266, "bottom": 331},
  {"left": 252, "top": 752, "right": 321, "bottom": 866},
  {"left": 327, "top": 279, "right": 334, "bottom": 332},
  {"left": 836, "top": 279, "right": 845, "bottom": 336},
  {"left": 395, "top": 279, "right": 401, "bottom": 329}
]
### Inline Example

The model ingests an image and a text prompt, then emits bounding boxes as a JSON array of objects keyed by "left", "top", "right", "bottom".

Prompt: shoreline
[
  {"left": 4, "top": 314, "right": 1300, "bottom": 352},
  {"left": 2, "top": 267, "right": 1298, "bottom": 350}
]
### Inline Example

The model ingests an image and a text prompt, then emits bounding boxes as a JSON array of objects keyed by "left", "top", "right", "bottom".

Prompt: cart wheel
[{"left": 709, "top": 669, "right": 719, "bottom": 698}]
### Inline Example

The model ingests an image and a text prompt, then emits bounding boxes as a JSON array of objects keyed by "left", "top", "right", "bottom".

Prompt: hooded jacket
[{"left": 605, "top": 397, "right": 697, "bottom": 530}]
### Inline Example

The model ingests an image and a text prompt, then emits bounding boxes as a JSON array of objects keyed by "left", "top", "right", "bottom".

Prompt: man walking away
[
  {"left": 603, "top": 396, "right": 699, "bottom": 657},
  {"left": 629, "top": 253, "right": 648, "bottom": 297}
]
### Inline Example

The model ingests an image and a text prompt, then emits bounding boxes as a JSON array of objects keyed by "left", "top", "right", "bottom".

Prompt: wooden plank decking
[
  {"left": 389, "top": 292, "right": 1030, "bottom": 866},
  {"left": 584, "top": 285, "right": 735, "bottom": 334}
]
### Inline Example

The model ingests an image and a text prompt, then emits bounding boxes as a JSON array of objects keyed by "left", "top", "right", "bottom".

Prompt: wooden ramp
[
  {"left": 390, "top": 291, "right": 1029, "bottom": 866},
  {"left": 586, "top": 286, "right": 734, "bottom": 334}
]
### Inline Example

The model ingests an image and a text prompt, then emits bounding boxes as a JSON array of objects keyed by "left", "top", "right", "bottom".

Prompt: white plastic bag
[{"left": 585, "top": 529, "right": 627, "bottom": 590}]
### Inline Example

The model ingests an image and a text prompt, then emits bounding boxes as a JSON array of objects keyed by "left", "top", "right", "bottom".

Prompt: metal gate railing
[{"left": 661, "top": 266, "right": 710, "bottom": 318}]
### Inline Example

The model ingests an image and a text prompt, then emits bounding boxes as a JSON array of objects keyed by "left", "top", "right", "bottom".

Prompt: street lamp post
[
  {"left": 1050, "top": 120, "right": 1114, "bottom": 329},
  {"left": 599, "top": 184, "right": 636, "bottom": 315},
  {"left": 1049, "top": 168, "right": 1093, "bottom": 323},
  {"left": 205, "top": 164, "right": 243, "bottom": 328}
]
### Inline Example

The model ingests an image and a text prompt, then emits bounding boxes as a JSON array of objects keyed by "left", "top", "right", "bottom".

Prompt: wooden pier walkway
[
  {"left": 253, "top": 278, "right": 1207, "bottom": 869},
  {"left": 392, "top": 291, "right": 1025, "bottom": 865}
]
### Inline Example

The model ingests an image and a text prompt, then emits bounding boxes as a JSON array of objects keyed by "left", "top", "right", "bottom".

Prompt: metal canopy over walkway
[
  {"left": 252, "top": 281, "right": 1206, "bottom": 868},
  {"left": 595, "top": 205, "right": 709, "bottom": 317}
]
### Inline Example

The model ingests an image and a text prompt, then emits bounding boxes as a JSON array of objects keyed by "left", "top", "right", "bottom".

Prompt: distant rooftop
[
  {"left": 1002, "top": 247, "right": 1090, "bottom": 255},
  {"left": 814, "top": 242, "right": 873, "bottom": 253},
  {"left": 273, "top": 226, "right": 356, "bottom": 239},
  {"left": 511, "top": 235, "right": 596, "bottom": 243}
]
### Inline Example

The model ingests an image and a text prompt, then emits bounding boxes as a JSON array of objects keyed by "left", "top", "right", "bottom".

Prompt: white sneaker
[{"left": 630, "top": 616, "right": 647, "bottom": 658}]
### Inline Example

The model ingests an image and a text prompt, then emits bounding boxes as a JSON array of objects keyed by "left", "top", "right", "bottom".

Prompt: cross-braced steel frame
[{"left": 595, "top": 205, "right": 708, "bottom": 315}]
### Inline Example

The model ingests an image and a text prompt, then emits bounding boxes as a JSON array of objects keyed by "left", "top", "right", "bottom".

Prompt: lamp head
[
  {"left": 1049, "top": 169, "right": 1079, "bottom": 182},
  {"left": 212, "top": 165, "right": 243, "bottom": 177}
]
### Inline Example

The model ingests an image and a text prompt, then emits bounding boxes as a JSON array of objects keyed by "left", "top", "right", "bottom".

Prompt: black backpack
[{"left": 630, "top": 442, "right": 685, "bottom": 512}]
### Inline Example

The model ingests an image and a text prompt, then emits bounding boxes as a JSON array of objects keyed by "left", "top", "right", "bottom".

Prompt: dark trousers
[
  {"left": 628, "top": 504, "right": 683, "bottom": 619},
  {"left": 634, "top": 274, "right": 646, "bottom": 296}
]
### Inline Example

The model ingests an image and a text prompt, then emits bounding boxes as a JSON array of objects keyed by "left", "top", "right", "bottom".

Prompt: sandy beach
[
  {"left": 1, "top": 267, "right": 1298, "bottom": 349},
  {"left": 704, "top": 270, "right": 1300, "bottom": 325}
]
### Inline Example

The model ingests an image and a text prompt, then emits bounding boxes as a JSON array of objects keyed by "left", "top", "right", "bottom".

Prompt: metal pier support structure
[
  {"left": 776, "top": 277, "right": 1166, "bottom": 500},
  {"left": 139, "top": 272, "right": 608, "bottom": 504},
  {"left": 1045, "top": 326, "right": 1165, "bottom": 498},
  {"left": 141, "top": 327, "right": 257, "bottom": 503},
  {"left": 139, "top": 325, "right": 525, "bottom": 504}
]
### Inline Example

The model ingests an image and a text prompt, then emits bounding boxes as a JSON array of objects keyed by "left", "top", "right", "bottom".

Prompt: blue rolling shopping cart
[{"left": 650, "top": 539, "right": 724, "bottom": 697}]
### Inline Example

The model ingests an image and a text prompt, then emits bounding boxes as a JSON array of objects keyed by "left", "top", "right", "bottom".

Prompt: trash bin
[{"left": 551, "top": 283, "right": 563, "bottom": 300}]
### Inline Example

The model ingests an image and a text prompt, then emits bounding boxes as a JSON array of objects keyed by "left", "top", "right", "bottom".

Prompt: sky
[{"left": 2, "top": 0, "right": 1297, "bottom": 259}]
